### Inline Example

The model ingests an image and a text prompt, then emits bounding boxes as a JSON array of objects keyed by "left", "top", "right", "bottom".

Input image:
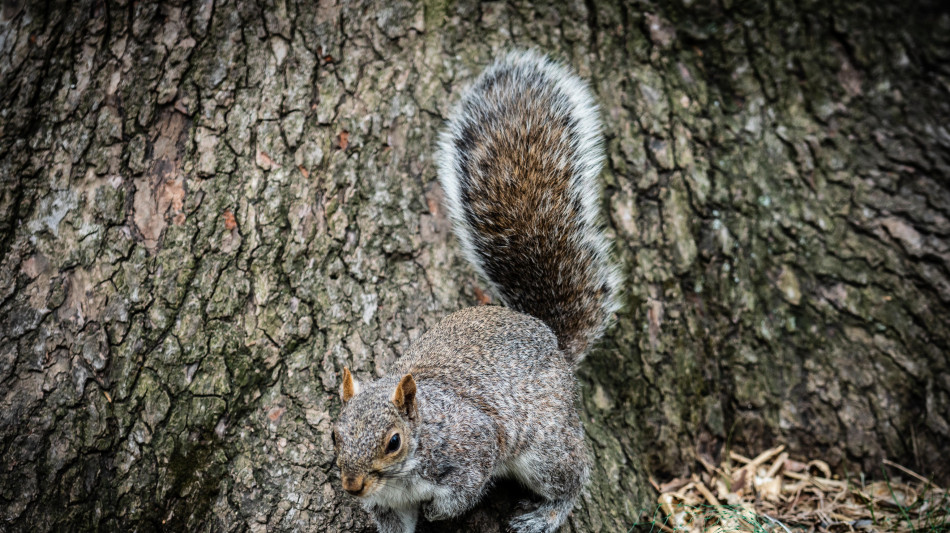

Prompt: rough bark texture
[{"left": 1, "top": 1, "right": 949, "bottom": 531}]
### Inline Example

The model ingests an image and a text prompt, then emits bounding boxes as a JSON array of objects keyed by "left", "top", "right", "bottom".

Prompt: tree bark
[{"left": 1, "top": 0, "right": 948, "bottom": 531}]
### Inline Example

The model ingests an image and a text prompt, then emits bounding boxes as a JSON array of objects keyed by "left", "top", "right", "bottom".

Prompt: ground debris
[{"left": 643, "top": 446, "right": 949, "bottom": 532}]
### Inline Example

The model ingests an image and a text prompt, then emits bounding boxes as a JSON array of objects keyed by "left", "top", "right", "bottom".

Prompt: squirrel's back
[{"left": 437, "top": 50, "right": 620, "bottom": 362}]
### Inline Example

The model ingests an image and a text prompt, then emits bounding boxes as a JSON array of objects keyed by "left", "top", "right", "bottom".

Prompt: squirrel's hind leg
[{"left": 506, "top": 421, "right": 591, "bottom": 533}]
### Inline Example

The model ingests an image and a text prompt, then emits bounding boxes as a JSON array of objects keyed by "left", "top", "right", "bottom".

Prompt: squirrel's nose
[{"left": 342, "top": 475, "right": 365, "bottom": 495}]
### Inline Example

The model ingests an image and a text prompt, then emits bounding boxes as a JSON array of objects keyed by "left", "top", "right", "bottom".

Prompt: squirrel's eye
[{"left": 386, "top": 433, "right": 401, "bottom": 454}]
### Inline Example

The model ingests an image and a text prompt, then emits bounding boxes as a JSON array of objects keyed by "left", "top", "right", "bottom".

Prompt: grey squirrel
[{"left": 331, "top": 50, "right": 621, "bottom": 533}]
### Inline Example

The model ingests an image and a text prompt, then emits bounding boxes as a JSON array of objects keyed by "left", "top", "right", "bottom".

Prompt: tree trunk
[{"left": 1, "top": 0, "right": 948, "bottom": 531}]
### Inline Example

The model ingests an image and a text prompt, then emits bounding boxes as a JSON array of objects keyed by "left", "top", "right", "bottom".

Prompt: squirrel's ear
[
  {"left": 341, "top": 367, "right": 360, "bottom": 403},
  {"left": 391, "top": 374, "right": 417, "bottom": 420}
]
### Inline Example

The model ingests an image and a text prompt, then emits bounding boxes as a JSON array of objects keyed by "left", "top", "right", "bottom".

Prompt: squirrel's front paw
[
  {"left": 509, "top": 504, "right": 570, "bottom": 533},
  {"left": 422, "top": 501, "right": 454, "bottom": 522}
]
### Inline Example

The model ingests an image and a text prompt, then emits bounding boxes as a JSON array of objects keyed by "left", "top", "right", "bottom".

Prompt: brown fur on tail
[{"left": 437, "top": 50, "right": 621, "bottom": 363}]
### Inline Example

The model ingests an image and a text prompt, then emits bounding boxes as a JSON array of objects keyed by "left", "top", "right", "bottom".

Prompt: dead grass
[{"left": 632, "top": 446, "right": 949, "bottom": 532}]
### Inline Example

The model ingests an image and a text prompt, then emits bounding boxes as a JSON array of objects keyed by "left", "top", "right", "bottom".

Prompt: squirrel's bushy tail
[{"left": 437, "top": 50, "right": 621, "bottom": 364}]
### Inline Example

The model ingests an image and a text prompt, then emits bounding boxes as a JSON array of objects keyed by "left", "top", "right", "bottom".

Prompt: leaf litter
[{"left": 640, "top": 445, "right": 949, "bottom": 532}]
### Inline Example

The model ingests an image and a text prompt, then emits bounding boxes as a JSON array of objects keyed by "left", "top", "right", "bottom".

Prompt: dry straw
[{"left": 633, "top": 445, "right": 949, "bottom": 532}]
